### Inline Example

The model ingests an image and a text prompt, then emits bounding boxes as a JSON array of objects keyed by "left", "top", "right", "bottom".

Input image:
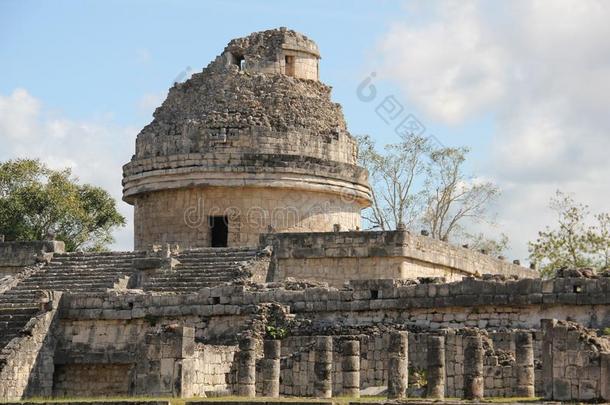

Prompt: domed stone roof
[{"left": 123, "top": 28, "right": 371, "bottom": 206}]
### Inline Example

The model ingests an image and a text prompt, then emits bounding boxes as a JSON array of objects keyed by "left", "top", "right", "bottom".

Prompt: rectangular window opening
[{"left": 285, "top": 55, "right": 295, "bottom": 77}]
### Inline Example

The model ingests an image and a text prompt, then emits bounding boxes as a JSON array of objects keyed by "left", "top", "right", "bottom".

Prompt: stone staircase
[
  {"left": 0, "top": 251, "right": 143, "bottom": 349},
  {"left": 143, "top": 247, "right": 261, "bottom": 293}
]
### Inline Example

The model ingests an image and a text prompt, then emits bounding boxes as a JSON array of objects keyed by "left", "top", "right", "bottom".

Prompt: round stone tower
[{"left": 123, "top": 28, "right": 372, "bottom": 250}]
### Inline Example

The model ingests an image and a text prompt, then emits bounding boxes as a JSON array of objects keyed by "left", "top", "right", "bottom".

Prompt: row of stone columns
[{"left": 236, "top": 331, "right": 535, "bottom": 399}]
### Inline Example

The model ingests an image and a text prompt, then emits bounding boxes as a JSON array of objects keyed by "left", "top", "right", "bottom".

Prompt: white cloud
[
  {"left": 376, "top": 0, "right": 610, "bottom": 261},
  {"left": 0, "top": 88, "right": 40, "bottom": 140},
  {"left": 0, "top": 88, "right": 138, "bottom": 251}
]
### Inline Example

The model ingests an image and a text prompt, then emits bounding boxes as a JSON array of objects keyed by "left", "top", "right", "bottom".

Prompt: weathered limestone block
[
  {"left": 601, "top": 352, "right": 610, "bottom": 402},
  {"left": 426, "top": 335, "right": 445, "bottom": 399},
  {"left": 464, "top": 334, "right": 484, "bottom": 400},
  {"left": 514, "top": 331, "right": 535, "bottom": 398},
  {"left": 314, "top": 336, "right": 333, "bottom": 398},
  {"left": 341, "top": 339, "right": 360, "bottom": 397},
  {"left": 387, "top": 331, "right": 408, "bottom": 399},
  {"left": 237, "top": 337, "right": 257, "bottom": 397},
  {"left": 261, "top": 339, "right": 281, "bottom": 397},
  {"left": 541, "top": 318, "right": 556, "bottom": 399}
]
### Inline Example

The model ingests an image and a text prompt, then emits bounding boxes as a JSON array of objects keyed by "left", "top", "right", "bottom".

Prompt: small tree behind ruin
[
  {"left": 529, "top": 191, "right": 610, "bottom": 277},
  {"left": 358, "top": 135, "right": 501, "bottom": 248}
]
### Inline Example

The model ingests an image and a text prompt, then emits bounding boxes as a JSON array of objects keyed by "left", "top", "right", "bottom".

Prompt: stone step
[
  {"left": 162, "top": 267, "right": 242, "bottom": 274},
  {"left": 25, "top": 274, "right": 126, "bottom": 282},
  {"left": 177, "top": 256, "right": 256, "bottom": 262},
  {"left": 39, "top": 267, "right": 133, "bottom": 275},
  {"left": 146, "top": 278, "right": 235, "bottom": 287},
  {"left": 0, "top": 313, "right": 35, "bottom": 323},
  {"left": 149, "top": 270, "right": 243, "bottom": 280},
  {"left": 0, "top": 292, "right": 41, "bottom": 299},
  {"left": 10, "top": 282, "right": 116, "bottom": 289},
  {"left": 148, "top": 275, "right": 238, "bottom": 281},
  {"left": 47, "top": 263, "right": 134, "bottom": 267},
  {"left": 145, "top": 284, "right": 229, "bottom": 290},
  {"left": 47, "top": 259, "right": 138, "bottom": 266},
  {"left": 0, "top": 307, "right": 38, "bottom": 316},
  {"left": 34, "top": 274, "right": 129, "bottom": 280},
  {"left": 53, "top": 251, "right": 143, "bottom": 258},
  {"left": 0, "top": 303, "right": 39, "bottom": 310},
  {"left": 182, "top": 247, "right": 258, "bottom": 253}
]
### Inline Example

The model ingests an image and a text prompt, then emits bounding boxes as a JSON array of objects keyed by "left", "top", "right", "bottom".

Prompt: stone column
[
  {"left": 387, "top": 331, "right": 409, "bottom": 399},
  {"left": 261, "top": 339, "right": 281, "bottom": 397},
  {"left": 314, "top": 336, "right": 333, "bottom": 398},
  {"left": 541, "top": 319, "right": 556, "bottom": 400},
  {"left": 426, "top": 335, "right": 446, "bottom": 399},
  {"left": 601, "top": 352, "right": 610, "bottom": 402},
  {"left": 514, "top": 331, "right": 535, "bottom": 398},
  {"left": 342, "top": 340, "right": 360, "bottom": 397},
  {"left": 237, "top": 337, "right": 257, "bottom": 397},
  {"left": 463, "top": 335, "right": 484, "bottom": 400}
]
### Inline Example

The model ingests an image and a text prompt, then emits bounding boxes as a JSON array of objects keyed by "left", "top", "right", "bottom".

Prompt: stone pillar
[
  {"left": 387, "top": 331, "right": 409, "bottom": 399},
  {"left": 261, "top": 339, "right": 281, "bottom": 397},
  {"left": 341, "top": 340, "right": 360, "bottom": 397},
  {"left": 237, "top": 337, "right": 256, "bottom": 397},
  {"left": 540, "top": 319, "right": 556, "bottom": 400},
  {"left": 426, "top": 335, "right": 445, "bottom": 399},
  {"left": 514, "top": 331, "right": 535, "bottom": 398},
  {"left": 314, "top": 336, "right": 333, "bottom": 398},
  {"left": 463, "top": 335, "right": 484, "bottom": 400},
  {"left": 601, "top": 352, "right": 610, "bottom": 402}
]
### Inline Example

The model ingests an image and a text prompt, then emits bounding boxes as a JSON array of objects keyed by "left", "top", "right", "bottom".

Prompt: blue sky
[
  {"left": 0, "top": 0, "right": 488, "bottom": 149},
  {"left": 2, "top": 0, "right": 609, "bottom": 261}
]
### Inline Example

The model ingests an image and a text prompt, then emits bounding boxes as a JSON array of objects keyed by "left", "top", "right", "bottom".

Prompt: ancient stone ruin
[{"left": 0, "top": 28, "right": 608, "bottom": 403}]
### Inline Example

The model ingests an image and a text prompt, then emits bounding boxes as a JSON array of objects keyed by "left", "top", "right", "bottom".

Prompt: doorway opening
[{"left": 209, "top": 216, "right": 228, "bottom": 247}]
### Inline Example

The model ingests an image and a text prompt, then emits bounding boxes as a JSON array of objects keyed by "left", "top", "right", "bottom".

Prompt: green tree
[
  {"left": 0, "top": 159, "right": 125, "bottom": 251},
  {"left": 528, "top": 191, "right": 609, "bottom": 277}
]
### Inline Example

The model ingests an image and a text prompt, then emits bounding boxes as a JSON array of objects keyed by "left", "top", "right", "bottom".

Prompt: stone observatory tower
[{"left": 123, "top": 28, "right": 372, "bottom": 249}]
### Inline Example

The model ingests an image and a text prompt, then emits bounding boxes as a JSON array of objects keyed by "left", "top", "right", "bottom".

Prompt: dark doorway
[{"left": 209, "top": 216, "right": 228, "bottom": 247}]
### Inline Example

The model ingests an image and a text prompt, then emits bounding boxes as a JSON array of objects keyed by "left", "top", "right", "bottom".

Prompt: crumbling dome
[{"left": 122, "top": 28, "right": 372, "bottom": 249}]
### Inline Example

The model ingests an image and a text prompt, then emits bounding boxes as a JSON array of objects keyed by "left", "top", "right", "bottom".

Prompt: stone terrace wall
[
  {"left": 261, "top": 231, "right": 537, "bottom": 286},
  {"left": 61, "top": 277, "right": 610, "bottom": 335},
  {"left": 0, "top": 240, "right": 64, "bottom": 276},
  {"left": 0, "top": 292, "right": 62, "bottom": 400}
]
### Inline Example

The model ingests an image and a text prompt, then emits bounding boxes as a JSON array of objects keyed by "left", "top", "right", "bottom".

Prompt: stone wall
[
  {"left": 541, "top": 319, "right": 610, "bottom": 401},
  {"left": 262, "top": 231, "right": 538, "bottom": 285},
  {"left": 0, "top": 292, "right": 62, "bottom": 400},
  {"left": 134, "top": 188, "right": 362, "bottom": 250},
  {"left": 224, "top": 28, "right": 320, "bottom": 80},
  {"left": 4, "top": 275, "right": 609, "bottom": 399},
  {"left": 52, "top": 364, "right": 133, "bottom": 397},
  {"left": 54, "top": 322, "right": 199, "bottom": 398},
  {"left": 60, "top": 277, "right": 610, "bottom": 334},
  {"left": 187, "top": 344, "right": 237, "bottom": 395},
  {"left": 0, "top": 240, "right": 64, "bottom": 276}
]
